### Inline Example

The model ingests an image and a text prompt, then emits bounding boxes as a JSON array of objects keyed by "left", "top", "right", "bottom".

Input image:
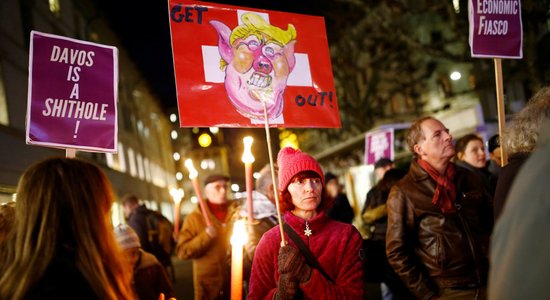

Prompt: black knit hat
[
  {"left": 324, "top": 172, "right": 338, "bottom": 184},
  {"left": 374, "top": 158, "right": 393, "bottom": 169},
  {"left": 204, "top": 174, "right": 230, "bottom": 186}
]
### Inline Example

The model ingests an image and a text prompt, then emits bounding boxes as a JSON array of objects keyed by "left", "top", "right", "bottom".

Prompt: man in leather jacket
[{"left": 386, "top": 117, "right": 492, "bottom": 300}]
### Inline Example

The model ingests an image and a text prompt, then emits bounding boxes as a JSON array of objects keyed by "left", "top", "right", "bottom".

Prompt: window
[
  {"left": 127, "top": 148, "right": 137, "bottom": 177},
  {"left": 105, "top": 142, "right": 127, "bottom": 173},
  {"left": 48, "top": 0, "right": 61, "bottom": 18},
  {"left": 144, "top": 158, "right": 151, "bottom": 182},
  {"left": 0, "top": 64, "right": 8, "bottom": 125},
  {"left": 137, "top": 153, "right": 145, "bottom": 180}
]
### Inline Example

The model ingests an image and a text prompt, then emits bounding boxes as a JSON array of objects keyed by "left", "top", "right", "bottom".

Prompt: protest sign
[
  {"left": 364, "top": 128, "right": 394, "bottom": 165},
  {"left": 168, "top": 0, "right": 340, "bottom": 128},
  {"left": 26, "top": 31, "right": 118, "bottom": 152},
  {"left": 468, "top": 0, "right": 523, "bottom": 58}
]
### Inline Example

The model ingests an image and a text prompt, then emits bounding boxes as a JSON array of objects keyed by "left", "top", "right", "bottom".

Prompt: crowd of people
[{"left": 0, "top": 87, "right": 549, "bottom": 300}]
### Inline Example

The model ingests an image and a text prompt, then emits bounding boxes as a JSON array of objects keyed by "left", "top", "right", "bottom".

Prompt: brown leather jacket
[{"left": 386, "top": 159, "right": 492, "bottom": 300}]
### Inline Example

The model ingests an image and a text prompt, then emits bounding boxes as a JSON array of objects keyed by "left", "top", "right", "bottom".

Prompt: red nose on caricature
[{"left": 253, "top": 56, "right": 273, "bottom": 74}]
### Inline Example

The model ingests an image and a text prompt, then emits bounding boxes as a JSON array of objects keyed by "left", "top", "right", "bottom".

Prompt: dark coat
[
  {"left": 455, "top": 160, "right": 497, "bottom": 198},
  {"left": 493, "top": 152, "right": 530, "bottom": 221},
  {"left": 127, "top": 205, "right": 154, "bottom": 252},
  {"left": 386, "top": 160, "right": 492, "bottom": 300},
  {"left": 363, "top": 185, "right": 388, "bottom": 242},
  {"left": 326, "top": 193, "right": 354, "bottom": 224},
  {"left": 134, "top": 250, "right": 174, "bottom": 300},
  {"left": 24, "top": 250, "right": 98, "bottom": 300}
]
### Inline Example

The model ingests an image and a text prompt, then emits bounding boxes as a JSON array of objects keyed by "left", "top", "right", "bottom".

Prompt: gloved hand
[
  {"left": 277, "top": 245, "right": 312, "bottom": 282},
  {"left": 205, "top": 225, "right": 217, "bottom": 238},
  {"left": 274, "top": 273, "right": 298, "bottom": 300}
]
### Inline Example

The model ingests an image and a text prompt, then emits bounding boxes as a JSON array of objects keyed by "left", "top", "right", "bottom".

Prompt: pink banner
[
  {"left": 26, "top": 31, "right": 118, "bottom": 152},
  {"left": 364, "top": 128, "right": 394, "bottom": 165}
]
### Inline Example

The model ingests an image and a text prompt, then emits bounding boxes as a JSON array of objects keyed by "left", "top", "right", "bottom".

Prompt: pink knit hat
[{"left": 277, "top": 147, "right": 324, "bottom": 192}]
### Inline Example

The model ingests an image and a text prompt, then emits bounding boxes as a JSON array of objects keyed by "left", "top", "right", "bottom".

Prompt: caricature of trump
[{"left": 210, "top": 13, "right": 297, "bottom": 121}]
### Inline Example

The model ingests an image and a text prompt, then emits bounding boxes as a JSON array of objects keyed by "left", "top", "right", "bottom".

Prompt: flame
[
  {"left": 242, "top": 136, "right": 255, "bottom": 164},
  {"left": 184, "top": 159, "right": 198, "bottom": 179},
  {"left": 230, "top": 219, "right": 248, "bottom": 246},
  {"left": 170, "top": 188, "right": 184, "bottom": 204}
]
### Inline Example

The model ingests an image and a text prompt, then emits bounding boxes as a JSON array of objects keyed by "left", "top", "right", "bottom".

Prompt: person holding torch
[
  {"left": 248, "top": 147, "right": 365, "bottom": 299},
  {"left": 176, "top": 173, "right": 239, "bottom": 300}
]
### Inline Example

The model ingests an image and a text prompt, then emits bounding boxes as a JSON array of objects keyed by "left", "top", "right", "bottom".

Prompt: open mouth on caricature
[{"left": 247, "top": 72, "right": 272, "bottom": 89}]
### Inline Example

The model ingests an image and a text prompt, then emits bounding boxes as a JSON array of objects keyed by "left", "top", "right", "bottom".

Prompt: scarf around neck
[{"left": 417, "top": 159, "right": 457, "bottom": 213}]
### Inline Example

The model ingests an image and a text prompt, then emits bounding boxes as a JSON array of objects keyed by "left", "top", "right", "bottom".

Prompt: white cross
[{"left": 202, "top": 10, "right": 313, "bottom": 87}]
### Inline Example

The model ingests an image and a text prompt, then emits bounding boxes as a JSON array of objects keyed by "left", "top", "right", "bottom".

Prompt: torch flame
[
  {"left": 230, "top": 219, "right": 248, "bottom": 246},
  {"left": 170, "top": 188, "right": 184, "bottom": 204},
  {"left": 184, "top": 159, "right": 198, "bottom": 179},
  {"left": 242, "top": 136, "right": 255, "bottom": 164}
]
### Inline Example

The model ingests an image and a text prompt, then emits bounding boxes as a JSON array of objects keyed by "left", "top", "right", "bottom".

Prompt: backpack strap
[
  {"left": 283, "top": 222, "right": 334, "bottom": 283},
  {"left": 144, "top": 210, "right": 158, "bottom": 243}
]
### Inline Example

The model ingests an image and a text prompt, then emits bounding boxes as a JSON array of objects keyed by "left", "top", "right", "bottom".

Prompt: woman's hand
[
  {"left": 277, "top": 246, "right": 312, "bottom": 282},
  {"left": 274, "top": 273, "right": 298, "bottom": 300}
]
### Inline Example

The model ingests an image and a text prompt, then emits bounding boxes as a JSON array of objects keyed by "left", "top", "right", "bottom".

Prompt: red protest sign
[{"left": 168, "top": 0, "right": 340, "bottom": 128}]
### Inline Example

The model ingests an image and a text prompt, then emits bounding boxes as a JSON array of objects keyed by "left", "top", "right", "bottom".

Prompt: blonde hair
[
  {"left": 219, "top": 13, "right": 297, "bottom": 69},
  {"left": 231, "top": 13, "right": 296, "bottom": 46},
  {"left": 0, "top": 157, "right": 134, "bottom": 300},
  {"left": 503, "top": 87, "right": 550, "bottom": 154}
]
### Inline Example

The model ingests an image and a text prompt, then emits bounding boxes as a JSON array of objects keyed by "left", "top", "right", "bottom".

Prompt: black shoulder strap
[{"left": 283, "top": 222, "right": 335, "bottom": 283}]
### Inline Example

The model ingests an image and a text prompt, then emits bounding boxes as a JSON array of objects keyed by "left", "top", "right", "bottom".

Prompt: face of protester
[
  {"left": 288, "top": 174, "right": 323, "bottom": 214},
  {"left": 122, "top": 203, "right": 136, "bottom": 219},
  {"left": 325, "top": 179, "right": 339, "bottom": 198},
  {"left": 414, "top": 119, "right": 455, "bottom": 166},
  {"left": 490, "top": 147, "right": 502, "bottom": 166},
  {"left": 458, "top": 139, "right": 487, "bottom": 168},
  {"left": 204, "top": 180, "right": 229, "bottom": 204},
  {"left": 375, "top": 165, "right": 393, "bottom": 182}
]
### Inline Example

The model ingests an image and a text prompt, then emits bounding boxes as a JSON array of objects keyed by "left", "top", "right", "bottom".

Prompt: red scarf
[
  {"left": 207, "top": 201, "right": 229, "bottom": 222},
  {"left": 417, "top": 159, "right": 457, "bottom": 213}
]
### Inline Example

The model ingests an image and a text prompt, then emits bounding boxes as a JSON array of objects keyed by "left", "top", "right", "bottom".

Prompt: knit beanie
[
  {"left": 114, "top": 224, "right": 141, "bottom": 250},
  {"left": 277, "top": 147, "right": 324, "bottom": 192}
]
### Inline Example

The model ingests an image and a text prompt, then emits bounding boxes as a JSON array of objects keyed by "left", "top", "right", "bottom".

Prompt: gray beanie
[{"left": 114, "top": 224, "right": 141, "bottom": 250}]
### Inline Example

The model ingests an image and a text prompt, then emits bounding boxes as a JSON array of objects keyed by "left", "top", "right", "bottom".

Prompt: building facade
[{"left": 0, "top": 0, "right": 178, "bottom": 223}]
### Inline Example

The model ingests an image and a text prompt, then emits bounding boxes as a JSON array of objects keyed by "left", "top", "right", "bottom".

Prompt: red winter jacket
[{"left": 248, "top": 211, "right": 364, "bottom": 300}]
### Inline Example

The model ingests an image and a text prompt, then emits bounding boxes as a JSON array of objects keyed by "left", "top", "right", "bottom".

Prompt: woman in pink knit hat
[{"left": 248, "top": 147, "right": 365, "bottom": 299}]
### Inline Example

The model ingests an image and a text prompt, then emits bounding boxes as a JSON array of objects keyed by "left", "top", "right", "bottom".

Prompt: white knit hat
[{"left": 114, "top": 224, "right": 141, "bottom": 250}]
